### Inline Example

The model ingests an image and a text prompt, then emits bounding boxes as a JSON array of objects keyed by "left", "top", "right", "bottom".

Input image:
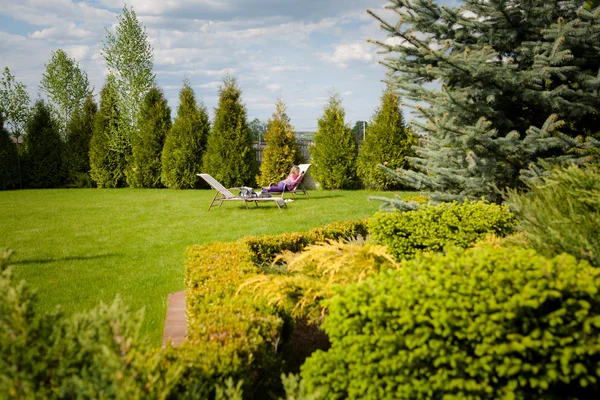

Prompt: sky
[{"left": 0, "top": 0, "right": 408, "bottom": 132}]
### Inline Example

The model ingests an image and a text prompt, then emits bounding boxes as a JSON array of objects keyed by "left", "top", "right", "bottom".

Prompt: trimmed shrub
[
  {"left": 243, "top": 219, "right": 370, "bottom": 265},
  {"left": 22, "top": 100, "right": 65, "bottom": 188},
  {"left": 357, "top": 88, "right": 417, "bottom": 190},
  {"left": 301, "top": 246, "right": 600, "bottom": 399},
  {"left": 310, "top": 93, "right": 358, "bottom": 189},
  {"left": 127, "top": 87, "right": 171, "bottom": 188},
  {"left": 202, "top": 75, "right": 257, "bottom": 188},
  {"left": 161, "top": 80, "right": 210, "bottom": 189},
  {"left": 507, "top": 164, "right": 600, "bottom": 267},
  {"left": 257, "top": 99, "right": 301, "bottom": 187},
  {"left": 369, "top": 199, "right": 515, "bottom": 260}
]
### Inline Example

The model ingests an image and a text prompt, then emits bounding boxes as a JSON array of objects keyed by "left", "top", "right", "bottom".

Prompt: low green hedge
[
  {"left": 369, "top": 199, "right": 515, "bottom": 260},
  {"left": 301, "top": 246, "right": 600, "bottom": 399},
  {"left": 243, "top": 219, "right": 369, "bottom": 265}
]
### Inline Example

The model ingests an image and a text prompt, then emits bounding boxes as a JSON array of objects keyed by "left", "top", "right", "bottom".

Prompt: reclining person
[{"left": 263, "top": 165, "right": 304, "bottom": 193}]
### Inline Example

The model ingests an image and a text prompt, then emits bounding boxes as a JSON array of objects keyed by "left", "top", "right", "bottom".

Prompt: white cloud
[
  {"left": 198, "top": 81, "right": 221, "bottom": 89},
  {"left": 342, "top": 90, "right": 352, "bottom": 96},
  {"left": 320, "top": 42, "right": 375, "bottom": 68},
  {"left": 266, "top": 83, "right": 281, "bottom": 92},
  {"left": 30, "top": 22, "right": 95, "bottom": 42}
]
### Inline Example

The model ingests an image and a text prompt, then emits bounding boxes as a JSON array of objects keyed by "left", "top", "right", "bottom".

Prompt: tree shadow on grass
[{"left": 11, "top": 254, "right": 120, "bottom": 266}]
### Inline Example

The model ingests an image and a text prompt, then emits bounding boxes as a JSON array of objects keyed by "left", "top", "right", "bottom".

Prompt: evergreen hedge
[
  {"left": 370, "top": 199, "right": 516, "bottom": 260},
  {"left": 0, "top": 112, "right": 19, "bottom": 190},
  {"left": 161, "top": 81, "right": 210, "bottom": 189},
  {"left": 202, "top": 76, "right": 257, "bottom": 188},
  {"left": 22, "top": 100, "right": 64, "bottom": 188},
  {"left": 64, "top": 94, "right": 96, "bottom": 188},
  {"left": 310, "top": 93, "right": 358, "bottom": 189},
  {"left": 257, "top": 99, "right": 301, "bottom": 187},
  {"left": 357, "top": 88, "right": 416, "bottom": 190},
  {"left": 127, "top": 87, "right": 171, "bottom": 188},
  {"left": 301, "top": 246, "right": 600, "bottom": 399},
  {"left": 89, "top": 79, "right": 127, "bottom": 188}
]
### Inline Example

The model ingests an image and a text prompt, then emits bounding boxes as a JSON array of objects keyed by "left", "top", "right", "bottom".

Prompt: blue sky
[{"left": 0, "top": 0, "right": 407, "bottom": 131}]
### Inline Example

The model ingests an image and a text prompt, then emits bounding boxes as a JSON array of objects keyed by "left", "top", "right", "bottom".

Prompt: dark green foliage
[
  {"left": 369, "top": 200, "right": 515, "bottom": 260},
  {"left": 89, "top": 79, "right": 127, "bottom": 188},
  {"left": 0, "top": 112, "right": 19, "bottom": 190},
  {"left": 508, "top": 164, "right": 600, "bottom": 267},
  {"left": 65, "top": 94, "right": 96, "bottom": 187},
  {"left": 22, "top": 100, "right": 64, "bottom": 188},
  {"left": 203, "top": 75, "right": 257, "bottom": 188},
  {"left": 257, "top": 99, "right": 301, "bottom": 187},
  {"left": 357, "top": 88, "right": 417, "bottom": 190},
  {"left": 369, "top": 0, "right": 600, "bottom": 204},
  {"left": 127, "top": 87, "right": 171, "bottom": 188},
  {"left": 161, "top": 81, "right": 210, "bottom": 189},
  {"left": 301, "top": 246, "right": 600, "bottom": 399},
  {"left": 351, "top": 120, "right": 367, "bottom": 145},
  {"left": 310, "top": 93, "right": 358, "bottom": 189}
]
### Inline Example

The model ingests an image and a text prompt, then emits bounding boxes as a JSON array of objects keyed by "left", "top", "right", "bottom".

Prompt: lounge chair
[
  {"left": 197, "top": 173, "right": 287, "bottom": 211},
  {"left": 269, "top": 164, "right": 311, "bottom": 200}
]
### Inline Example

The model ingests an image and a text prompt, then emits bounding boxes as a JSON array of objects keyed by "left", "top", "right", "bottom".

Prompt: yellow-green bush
[
  {"left": 301, "top": 246, "right": 600, "bottom": 399},
  {"left": 369, "top": 199, "right": 515, "bottom": 260}
]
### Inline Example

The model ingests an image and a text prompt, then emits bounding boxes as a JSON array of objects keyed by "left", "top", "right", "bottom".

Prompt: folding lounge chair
[
  {"left": 197, "top": 173, "right": 287, "bottom": 211},
  {"left": 279, "top": 163, "right": 311, "bottom": 199}
]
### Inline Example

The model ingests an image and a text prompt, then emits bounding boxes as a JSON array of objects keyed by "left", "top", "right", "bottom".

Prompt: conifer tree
[
  {"left": 368, "top": 0, "right": 600, "bottom": 205},
  {"left": 257, "top": 99, "right": 301, "bottom": 186},
  {"left": 202, "top": 75, "right": 257, "bottom": 188},
  {"left": 310, "top": 92, "right": 358, "bottom": 189},
  {"left": 0, "top": 112, "right": 19, "bottom": 190},
  {"left": 89, "top": 78, "right": 126, "bottom": 188},
  {"left": 65, "top": 94, "right": 97, "bottom": 187},
  {"left": 357, "top": 88, "right": 417, "bottom": 190},
  {"left": 161, "top": 80, "right": 210, "bottom": 189},
  {"left": 23, "top": 100, "right": 64, "bottom": 188},
  {"left": 127, "top": 87, "right": 171, "bottom": 188}
]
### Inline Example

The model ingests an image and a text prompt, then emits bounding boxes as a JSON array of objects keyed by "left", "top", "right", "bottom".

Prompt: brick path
[{"left": 162, "top": 291, "right": 187, "bottom": 347}]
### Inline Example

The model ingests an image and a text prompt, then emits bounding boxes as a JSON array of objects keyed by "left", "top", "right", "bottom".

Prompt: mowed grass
[{"left": 0, "top": 188, "right": 409, "bottom": 345}]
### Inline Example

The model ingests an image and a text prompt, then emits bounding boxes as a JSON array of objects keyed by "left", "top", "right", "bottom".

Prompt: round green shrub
[
  {"left": 369, "top": 199, "right": 516, "bottom": 260},
  {"left": 301, "top": 246, "right": 600, "bottom": 399}
]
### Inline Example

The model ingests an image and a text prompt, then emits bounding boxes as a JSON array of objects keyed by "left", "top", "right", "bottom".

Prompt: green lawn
[{"left": 0, "top": 188, "right": 407, "bottom": 345}]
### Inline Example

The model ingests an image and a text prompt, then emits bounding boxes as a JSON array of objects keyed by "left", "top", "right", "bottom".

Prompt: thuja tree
[
  {"left": 257, "top": 99, "right": 301, "bottom": 186},
  {"left": 368, "top": 0, "right": 600, "bottom": 205},
  {"left": 22, "top": 100, "right": 64, "bottom": 188},
  {"left": 357, "top": 88, "right": 417, "bottom": 190},
  {"left": 127, "top": 87, "right": 171, "bottom": 188},
  {"left": 310, "top": 92, "right": 358, "bottom": 189},
  {"left": 161, "top": 80, "right": 210, "bottom": 189},
  {"left": 202, "top": 75, "right": 257, "bottom": 188},
  {"left": 90, "top": 78, "right": 127, "bottom": 188},
  {"left": 0, "top": 112, "right": 19, "bottom": 190},
  {"left": 65, "top": 94, "right": 97, "bottom": 187}
]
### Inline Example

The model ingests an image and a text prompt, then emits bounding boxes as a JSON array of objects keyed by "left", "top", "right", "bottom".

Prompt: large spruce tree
[
  {"left": 23, "top": 100, "right": 64, "bottom": 188},
  {"left": 202, "top": 75, "right": 257, "bottom": 188},
  {"left": 357, "top": 88, "right": 416, "bottom": 190},
  {"left": 161, "top": 80, "right": 210, "bottom": 189},
  {"left": 0, "top": 112, "right": 19, "bottom": 190},
  {"left": 310, "top": 92, "right": 358, "bottom": 189},
  {"left": 65, "top": 94, "right": 97, "bottom": 187},
  {"left": 89, "top": 78, "right": 126, "bottom": 188},
  {"left": 368, "top": 0, "right": 600, "bottom": 204},
  {"left": 127, "top": 87, "right": 171, "bottom": 188},
  {"left": 257, "top": 99, "right": 301, "bottom": 187}
]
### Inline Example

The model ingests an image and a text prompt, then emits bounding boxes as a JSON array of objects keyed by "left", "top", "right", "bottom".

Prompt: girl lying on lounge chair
[{"left": 262, "top": 165, "right": 304, "bottom": 193}]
